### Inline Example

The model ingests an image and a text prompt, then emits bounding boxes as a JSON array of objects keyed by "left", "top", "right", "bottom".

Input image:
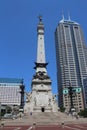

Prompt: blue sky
[{"left": 0, "top": 0, "right": 87, "bottom": 93}]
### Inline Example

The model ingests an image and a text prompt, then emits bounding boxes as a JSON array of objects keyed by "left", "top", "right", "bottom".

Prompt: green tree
[
  {"left": 78, "top": 109, "right": 87, "bottom": 118},
  {"left": 60, "top": 106, "right": 66, "bottom": 112},
  {"left": 6, "top": 106, "right": 12, "bottom": 113}
]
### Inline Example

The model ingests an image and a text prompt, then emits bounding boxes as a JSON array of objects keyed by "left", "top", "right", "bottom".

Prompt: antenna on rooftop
[
  {"left": 62, "top": 9, "right": 64, "bottom": 20},
  {"left": 68, "top": 12, "right": 71, "bottom": 21}
]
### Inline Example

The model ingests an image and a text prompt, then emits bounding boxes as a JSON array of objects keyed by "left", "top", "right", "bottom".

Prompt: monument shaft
[{"left": 24, "top": 17, "right": 58, "bottom": 113}]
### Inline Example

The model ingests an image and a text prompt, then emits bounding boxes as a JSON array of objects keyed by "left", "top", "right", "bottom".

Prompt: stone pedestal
[{"left": 24, "top": 75, "right": 58, "bottom": 113}]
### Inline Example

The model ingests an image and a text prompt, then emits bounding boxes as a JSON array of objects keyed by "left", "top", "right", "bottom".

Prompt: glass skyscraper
[{"left": 55, "top": 18, "right": 87, "bottom": 112}]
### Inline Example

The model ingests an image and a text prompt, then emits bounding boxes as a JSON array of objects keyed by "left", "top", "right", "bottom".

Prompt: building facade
[
  {"left": 0, "top": 78, "right": 25, "bottom": 112},
  {"left": 83, "top": 78, "right": 87, "bottom": 108},
  {"left": 55, "top": 18, "right": 87, "bottom": 112}
]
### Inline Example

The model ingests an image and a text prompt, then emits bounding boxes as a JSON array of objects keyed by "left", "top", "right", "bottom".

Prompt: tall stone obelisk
[{"left": 24, "top": 17, "right": 58, "bottom": 113}]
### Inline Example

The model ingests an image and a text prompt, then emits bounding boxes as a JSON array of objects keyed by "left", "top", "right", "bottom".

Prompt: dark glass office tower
[{"left": 55, "top": 18, "right": 87, "bottom": 112}]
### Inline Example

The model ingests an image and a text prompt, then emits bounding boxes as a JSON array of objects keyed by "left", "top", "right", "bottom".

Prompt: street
[{"left": 0, "top": 124, "right": 87, "bottom": 130}]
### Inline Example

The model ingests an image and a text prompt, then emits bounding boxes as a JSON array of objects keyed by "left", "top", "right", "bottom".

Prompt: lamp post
[
  {"left": 19, "top": 85, "right": 25, "bottom": 112},
  {"left": 68, "top": 82, "right": 76, "bottom": 113},
  {"left": 0, "top": 101, "right": 1, "bottom": 120}
]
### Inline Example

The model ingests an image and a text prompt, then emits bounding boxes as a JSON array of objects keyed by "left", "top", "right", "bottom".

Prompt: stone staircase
[
  {"left": 22, "top": 112, "right": 72, "bottom": 125},
  {"left": 2, "top": 112, "right": 87, "bottom": 126}
]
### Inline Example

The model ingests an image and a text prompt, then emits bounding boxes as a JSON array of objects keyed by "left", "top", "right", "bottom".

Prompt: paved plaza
[{"left": 0, "top": 112, "right": 87, "bottom": 130}]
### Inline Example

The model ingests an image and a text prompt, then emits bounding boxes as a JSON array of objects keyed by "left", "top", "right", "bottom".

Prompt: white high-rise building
[
  {"left": 55, "top": 18, "right": 87, "bottom": 112},
  {"left": 0, "top": 78, "right": 25, "bottom": 111}
]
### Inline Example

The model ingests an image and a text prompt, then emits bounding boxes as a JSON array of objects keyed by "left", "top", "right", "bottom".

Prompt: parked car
[
  {"left": 3, "top": 113, "right": 17, "bottom": 119},
  {"left": 4, "top": 113, "right": 12, "bottom": 119},
  {"left": 12, "top": 114, "right": 17, "bottom": 119}
]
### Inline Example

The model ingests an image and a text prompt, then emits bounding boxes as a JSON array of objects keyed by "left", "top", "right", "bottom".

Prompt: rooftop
[
  {"left": 0, "top": 78, "right": 23, "bottom": 84},
  {"left": 59, "top": 18, "right": 79, "bottom": 25}
]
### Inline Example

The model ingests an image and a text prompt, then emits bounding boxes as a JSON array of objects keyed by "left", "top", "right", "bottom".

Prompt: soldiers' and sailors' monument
[{"left": 24, "top": 16, "right": 58, "bottom": 113}]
